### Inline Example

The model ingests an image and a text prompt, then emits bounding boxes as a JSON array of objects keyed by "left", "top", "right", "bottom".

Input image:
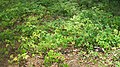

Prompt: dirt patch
[
  {"left": 1, "top": 48, "right": 119, "bottom": 67},
  {"left": 0, "top": 59, "right": 8, "bottom": 67}
]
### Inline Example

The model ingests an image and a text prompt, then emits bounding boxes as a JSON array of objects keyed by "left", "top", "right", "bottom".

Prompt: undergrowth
[{"left": 0, "top": 0, "right": 120, "bottom": 66}]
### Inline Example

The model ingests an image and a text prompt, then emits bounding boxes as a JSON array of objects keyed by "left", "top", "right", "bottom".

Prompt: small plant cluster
[{"left": 44, "top": 50, "right": 66, "bottom": 67}]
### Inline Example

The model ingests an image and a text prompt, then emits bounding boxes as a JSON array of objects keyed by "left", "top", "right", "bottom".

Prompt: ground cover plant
[{"left": 0, "top": 0, "right": 120, "bottom": 67}]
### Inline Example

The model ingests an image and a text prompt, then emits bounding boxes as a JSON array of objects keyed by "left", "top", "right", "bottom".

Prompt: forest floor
[
  {"left": 0, "top": 1, "right": 120, "bottom": 67},
  {"left": 1, "top": 47, "right": 119, "bottom": 67}
]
